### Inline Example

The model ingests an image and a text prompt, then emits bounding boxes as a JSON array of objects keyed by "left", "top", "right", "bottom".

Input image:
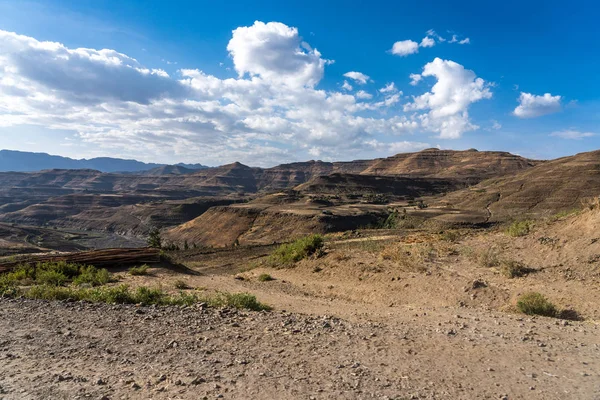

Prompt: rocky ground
[{"left": 0, "top": 298, "right": 598, "bottom": 400}]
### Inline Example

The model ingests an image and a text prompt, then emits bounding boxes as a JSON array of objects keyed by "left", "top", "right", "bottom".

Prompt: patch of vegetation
[
  {"left": 379, "top": 243, "right": 433, "bottom": 272},
  {"left": 73, "top": 266, "right": 111, "bottom": 287},
  {"left": 173, "top": 279, "right": 190, "bottom": 290},
  {"left": 257, "top": 273, "right": 274, "bottom": 282},
  {"left": 479, "top": 248, "right": 500, "bottom": 268},
  {"left": 206, "top": 292, "right": 272, "bottom": 311},
  {"left": 269, "top": 234, "right": 324, "bottom": 265},
  {"left": 7, "top": 281, "right": 271, "bottom": 311},
  {"left": 440, "top": 230, "right": 460, "bottom": 242},
  {"left": 516, "top": 292, "right": 557, "bottom": 317},
  {"left": 501, "top": 260, "right": 533, "bottom": 278},
  {"left": 506, "top": 220, "right": 534, "bottom": 237},
  {"left": 129, "top": 264, "right": 149, "bottom": 276},
  {"left": 550, "top": 209, "right": 580, "bottom": 221},
  {"left": 0, "top": 262, "right": 111, "bottom": 290}
]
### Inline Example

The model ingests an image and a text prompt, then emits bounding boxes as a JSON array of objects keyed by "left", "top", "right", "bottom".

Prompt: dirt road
[{"left": 0, "top": 298, "right": 598, "bottom": 400}]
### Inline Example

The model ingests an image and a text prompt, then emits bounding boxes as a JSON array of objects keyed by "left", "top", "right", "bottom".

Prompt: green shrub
[
  {"left": 517, "top": 292, "right": 557, "bottom": 317},
  {"left": 501, "top": 260, "right": 532, "bottom": 278},
  {"left": 35, "top": 270, "right": 68, "bottom": 286},
  {"left": 207, "top": 292, "right": 271, "bottom": 311},
  {"left": 134, "top": 286, "right": 167, "bottom": 305},
  {"left": 25, "top": 285, "right": 81, "bottom": 301},
  {"left": 11, "top": 281, "right": 272, "bottom": 311},
  {"left": 129, "top": 265, "right": 149, "bottom": 276},
  {"left": 506, "top": 220, "right": 534, "bottom": 237},
  {"left": 73, "top": 266, "right": 111, "bottom": 287},
  {"left": 270, "top": 234, "right": 324, "bottom": 265},
  {"left": 257, "top": 273, "right": 274, "bottom": 282}
]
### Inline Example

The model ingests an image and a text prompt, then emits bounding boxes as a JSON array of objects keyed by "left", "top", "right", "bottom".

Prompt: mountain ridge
[{"left": 0, "top": 150, "right": 209, "bottom": 173}]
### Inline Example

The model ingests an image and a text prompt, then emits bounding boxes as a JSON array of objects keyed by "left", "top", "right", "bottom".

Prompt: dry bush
[
  {"left": 479, "top": 247, "right": 500, "bottom": 268},
  {"left": 501, "top": 260, "right": 533, "bottom": 278},
  {"left": 332, "top": 252, "right": 352, "bottom": 262},
  {"left": 581, "top": 196, "right": 600, "bottom": 211},
  {"left": 380, "top": 243, "right": 434, "bottom": 272},
  {"left": 506, "top": 220, "right": 535, "bottom": 237}
]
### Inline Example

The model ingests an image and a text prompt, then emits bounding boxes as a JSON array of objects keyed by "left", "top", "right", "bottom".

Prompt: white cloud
[
  {"left": 491, "top": 120, "right": 502, "bottom": 130},
  {"left": 420, "top": 37, "right": 435, "bottom": 48},
  {"left": 409, "top": 73, "right": 422, "bottom": 86},
  {"left": 0, "top": 24, "right": 427, "bottom": 166},
  {"left": 343, "top": 71, "right": 370, "bottom": 84},
  {"left": 550, "top": 129, "right": 596, "bottom": 140},
  {"left": 513, "top": 92, "right": 562, "bottom": 118},
  {"left": 426, "top": 30, "right": 446, "bottom": 42},
  {"left": 226, "top": 21, "right": 330, "bottom": 88},
  {"left": 379, "top": 82, "right": 397, "bottom": 93},
  {"left": 459, "top": 38, "right": 470, "bottom": 45},
  {"left": 355, "top": 90, "right": 373, "bottom": 99},
  {"left": 404, "top": 58, "right": 492, "bottom": 139},
  {"left": 390, "top": 40, "right": 419, "bottom": 56},
  {"left": 341, "top": 80, "right": 353, "bottom": 91}
]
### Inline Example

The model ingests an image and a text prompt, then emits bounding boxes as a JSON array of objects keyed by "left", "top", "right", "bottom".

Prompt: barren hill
[
  {"left": 361, "top": 148, "right": 539, "bottom": 178},
  {"left": 438, "top": 149, "right": 600, "bottom": 220}
]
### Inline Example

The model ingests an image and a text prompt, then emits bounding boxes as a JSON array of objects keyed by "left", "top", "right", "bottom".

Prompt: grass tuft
[
  {"left": 257, "top": 273, "right": 274, "bottom": 282},
  {"left": 516, "top": 292, "right": 557, "bottom": 317},
  {"left": 129, "top": 265, "right": 149, "bottom": 276}
]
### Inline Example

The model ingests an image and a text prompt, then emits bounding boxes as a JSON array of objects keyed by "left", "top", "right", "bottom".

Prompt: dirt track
[{"left": 0, "top": 298, "right": 598, "bottom": 400}]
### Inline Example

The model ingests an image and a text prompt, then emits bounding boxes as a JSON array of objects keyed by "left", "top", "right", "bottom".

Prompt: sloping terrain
[
  {"left": 438, "top": 149, "right": 600, "bottom": 220},
  {"left": 361, "top": 148, "right": 539, "bottom": 178},
  {"left": 0, "top": 148, "right": 540, "bottom": 248}
]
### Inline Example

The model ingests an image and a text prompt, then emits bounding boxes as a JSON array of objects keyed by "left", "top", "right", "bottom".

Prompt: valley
[{"left": 1, "top": 148, "right": 600, "bottom": 399}]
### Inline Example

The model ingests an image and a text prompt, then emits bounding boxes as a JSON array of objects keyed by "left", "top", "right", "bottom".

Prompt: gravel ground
[{"left": 0, "top": 298, "right": 598, "bottom": 399}]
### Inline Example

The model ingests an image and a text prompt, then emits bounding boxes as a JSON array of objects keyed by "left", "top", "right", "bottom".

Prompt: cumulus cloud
[
  {"left": 409, "top": 73, "right": 422, "bottom": 86},
  {"left": 226, "top": 21, "right": 330, "bottom": 88},
  {"left": 404, "top": 58, "right": 492, "bottom": 139},
  {"left": 420, "top": 37, "right": 435, "bottom": 48},
  {"left": 379, "top": 82, "right": 397, "bottom": 93},
  {"left": 355, "top": 90, "right": 373, "bottom": 99},
  {"left": 341, "top": 80, "right": 353, "bottom": 91},
  {"left": 513, "top": 92, "right": 562, "bottom": 118},
  {"left": 550, "top": 129, "right": 596, "bottom": 140},
  {"left": 0, "top": 30, "right": 185, "bottom": 104},
  {"left": 459, "top": 38, "right": 470, "bottom": 45},
  {"left": 390, "top": 40, "right": 419, "bottom": 56},
  {"left": 343, "top": 71, "right": 370, "bottom": 84},
  {"left": 0, "top": 24, "right": 433, "bottom": 166}
]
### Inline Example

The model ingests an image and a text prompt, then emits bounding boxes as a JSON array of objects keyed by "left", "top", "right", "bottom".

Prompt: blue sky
[{"left": 0, "top": 0, "right": 598, "bottom": 166}]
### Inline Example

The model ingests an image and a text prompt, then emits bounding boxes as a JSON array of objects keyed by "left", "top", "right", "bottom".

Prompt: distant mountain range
[{"left": 0, "top": 150, "right": 209, "bottom": 173}]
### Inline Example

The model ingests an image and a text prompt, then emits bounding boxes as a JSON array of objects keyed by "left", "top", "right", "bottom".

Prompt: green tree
[{"left": 147, "top": 228, "right": 162, "bottom": 249}]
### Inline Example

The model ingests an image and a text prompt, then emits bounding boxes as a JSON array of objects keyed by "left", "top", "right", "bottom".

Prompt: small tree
[{"left": 147, "top": 228, "right": 162, "bottom": 249}]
